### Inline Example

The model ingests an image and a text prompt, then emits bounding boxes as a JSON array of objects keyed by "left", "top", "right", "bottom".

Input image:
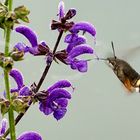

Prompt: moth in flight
[{"left": 99, "top": 42, "right": 140, "bottom": 93}]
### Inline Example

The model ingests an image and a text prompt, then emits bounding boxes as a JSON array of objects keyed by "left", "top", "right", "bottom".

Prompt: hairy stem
[
  {"left": 3, "top": 0, "right": 16, "bottom": 139},
  {"left": 3, "top": 30, "right": 64, "bottom": 138}
]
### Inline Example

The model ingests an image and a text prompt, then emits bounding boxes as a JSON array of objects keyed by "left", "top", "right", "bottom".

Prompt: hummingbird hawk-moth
[{"left": 100, "top": 42, "right": 140, "bottom": 93}]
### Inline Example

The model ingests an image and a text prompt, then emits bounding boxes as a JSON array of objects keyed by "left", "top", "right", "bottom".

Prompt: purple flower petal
[
  {"left": 70, "top": 21, "right": 96, "bottom": 36},
  {"left": 64, "top": 34, "right": 86, "bottom": 44},
  {"left": 10, "top": 69, "right": 24, "bottom": 90},
  {"left": 14, "top": 43, "right": 29, "bottom": 53},
  {"left": 46, "top": 88, "right": 71, "bottom": 109},
  {"left": 15, "top": 25, "right": 38, "bottom": 48},
  {"left": 53, "top": 108, "right": 67, "bottom": 120},
  {"left": 39, "top": 101, "right": 53, "bottom": 115},
  {"left": 49, "top": 88, "right": 71, "bottom": 100},
  {"left": 71, "top": 60, "right": 88, "bottom": 72},
  {"left": 65, "top": 8, "right": 76, "bottom": 20},
  {"left": 19, "top": 86, "right": 30, "bottom": 96},
  {"left": 10, "top": 88, "right": 19, "bottom": 93},
  {"left": 64, "top": 34, "right": 78, "bottom": 43},
  {"left": 55, "top": 98, "right": 68, "bottom": 107},
  {"left": 47, "top": 80, "right": 72, "bottom": 93},
  {"left": 27, "top": 47, "right": 39, "bottom": 55},
  {"left": 66, "top": 35, "right": 87, "bottom": 53},
  {"left": 58, "top": 1, "right": 65, "bottom": 20},
  {"left": 68, "top": 44, "right": 93, "bottom": 59},
  {"left": 0, "top": 118, "right": 7, "bottom": 136},
  {"left": 17, "top": 131, "right": 42, "bottom": 140}
]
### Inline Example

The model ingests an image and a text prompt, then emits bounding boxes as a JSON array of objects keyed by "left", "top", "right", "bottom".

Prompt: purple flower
[
  {"left": 55, "top": 33, "right": 93, "bottom": 72},
  {"left": 60, "top": 21, "right": 96, "bottom": 72},
  {"left": 70, "top": 21, "right": 96, "bottom": 37},
  {"left": 64, "top": 34, "right": 87, "bottom": 53},
  {"left": 51, "top": 1, "right": 76, "bottom": 31},
  {"left": 57, "top": 1, "right": 77, "bottom": 21},
  {"left": 55, "top": 33, "right": 94, "bottom": 72},
  {"left": 18, "top": 131, "right": 42, "bottom": 140},
  {"left": 39, "top": 80, "right": 73, "bottom": 120},
  {"left": 66, "top": 44, "right": 93, "bottom": 72},
  {"left": 9, "top": 69, "right": 31, "bottom": 96},
  {"left": 15, "top": 25, "right": 49, "bottom": 56},
  {"left": 0, "top": 118, "right": 7, "bottom": 136},
  {"left": 10, "top": 69, "right": 24, "bottom": 93},
  {"left": 58, "top": 1, "right": 65, "bottom": 20},
  {"left": 15, "top": 25, "right": 38, "bottom": 48}
]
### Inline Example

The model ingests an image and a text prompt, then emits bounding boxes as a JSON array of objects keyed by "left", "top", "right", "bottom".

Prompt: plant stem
[
  {"left": 4, "top": 70, "right": 16, "bottom": 140},
  {"left": 3, "top": 0, "right": 16, "bottom": 140},
  {"left": 36, "top": 30, "right": 63, "bottom": 91},
  {"left": 3, "top": 30, "right": 64, "bottom": 138}
]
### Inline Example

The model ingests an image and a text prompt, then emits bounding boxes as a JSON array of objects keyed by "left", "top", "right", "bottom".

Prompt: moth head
[{"left": 107, "top": 57, "right": 117, "bottom": 68}]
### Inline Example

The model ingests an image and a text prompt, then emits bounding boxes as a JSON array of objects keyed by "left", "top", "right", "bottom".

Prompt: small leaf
[
  {"left": 12, "top": 99, "right": 29, "bottom": 113},
  {"left": 3, "top": 57, "right": 14, "bottom": 71},
  {"left": 19, "top": 16, "right": 29, "bottom": 23},
  {"left": 14, "top": 5, "right": 30, "bottom": 17},
  {"left": 10, "top": 50, "right": 24, "bottom": 61},
  {"left": 0, "top": 2, "right": 8, "bottom": 17},
  {"left": 0, "top": 100, "right": 10, "bottom": 116}
]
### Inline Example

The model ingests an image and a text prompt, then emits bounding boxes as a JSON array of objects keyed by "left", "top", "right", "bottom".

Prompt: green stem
[
  {"left": 8, "top": 0, "right": 13, "bottom": 11},
  {"left": 4, "top": 0, "right": 16, "bottom": 139},
  {"left": 4, "top": 70, "right": 16, "bottom": 140}
]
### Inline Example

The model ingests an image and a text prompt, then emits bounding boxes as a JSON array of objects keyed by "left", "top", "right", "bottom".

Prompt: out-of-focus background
[{"left": 1, "top": 0, "right": 140, "bottom": 140}]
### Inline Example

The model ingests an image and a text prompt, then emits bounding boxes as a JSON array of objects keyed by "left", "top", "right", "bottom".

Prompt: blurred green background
[{"left": 1, "top": 0, "right": 140, "bottom": 140}]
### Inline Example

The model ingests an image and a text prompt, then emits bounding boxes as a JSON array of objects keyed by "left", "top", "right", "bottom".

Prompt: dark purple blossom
[
  {"left": 15, "top": 25, "right": 49, "bottom": 56},
  {"left": 10, "top": 69, "right": 24, "bottom": 93},
  {"left": 39, "top": 80, "right": 73, "bottom": 120},
  {"left": 10, "top": 69, "right": 31, "bottom": 96},
  {"left": 66, "top": 44, "right": 93, "bottom": 72}
]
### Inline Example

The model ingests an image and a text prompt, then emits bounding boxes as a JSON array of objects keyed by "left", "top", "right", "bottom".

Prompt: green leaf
[
  {"left": 19, "top": 16, "right": 29, "bottom": 23},
  {"left": 14, "top": 5, "right": 30, "bottom": 17},
  {"left": 12, "top": 99, "right": 29, "bottom": 113},
  {"left": 0, "top": 100, "right": 10, "bottom": 116},
  {"left": 0, "top": 2, "right": 8, "bottom": 17}
]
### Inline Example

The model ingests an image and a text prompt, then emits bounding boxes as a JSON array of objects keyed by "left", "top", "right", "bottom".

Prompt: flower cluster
[
  {"left": 9, "top": 69, "right": 73, "bottom": 120},
  {"left": 53, "top": 1, "right": 96, "bottom": 72},
  {"left": 13, "top": 0, "right": 96, "bottom": 73},
  {"left": 38, "top": 80, "right": 73, "bottom": 120},
  {"left": 0, "top": 0, "right": 97, "bottom": 139}
]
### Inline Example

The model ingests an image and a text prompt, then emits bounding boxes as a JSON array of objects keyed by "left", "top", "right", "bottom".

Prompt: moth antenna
[{"left": 111, "top": 41, "right": 117, "bottom": 59}]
